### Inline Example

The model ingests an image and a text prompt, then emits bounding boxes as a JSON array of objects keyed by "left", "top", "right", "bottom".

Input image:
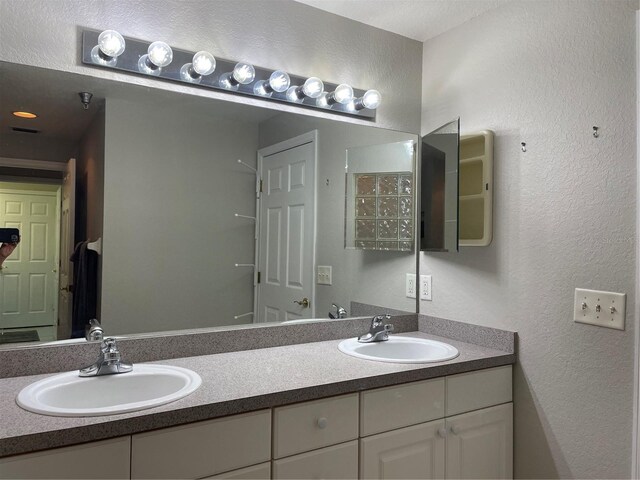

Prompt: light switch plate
[
  {"left": 317, "top": 266, "right": 332, "bottom": 285},
  {"left": 573, "top": 288, "right": 626, "bottom": 330},
  {"left": 406, "top": 273, "right": 416, "bottom": 299},
  {"left": 420, "top": 275, "right": 432, "bottom": 301}
]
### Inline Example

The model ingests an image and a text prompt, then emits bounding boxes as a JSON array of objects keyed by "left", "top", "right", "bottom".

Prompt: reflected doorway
[{"left": 256, "top": 131, "right": 317, "bottom": 323}]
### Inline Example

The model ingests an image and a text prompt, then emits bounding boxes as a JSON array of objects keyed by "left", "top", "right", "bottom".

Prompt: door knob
[{"left": 294, "top": 297, "right": 310, "bottom": 308}]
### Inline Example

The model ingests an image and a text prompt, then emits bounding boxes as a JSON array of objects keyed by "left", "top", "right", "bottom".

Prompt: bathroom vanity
[{"left": 0, "top": 328, "right": 515, "bottom": 480}]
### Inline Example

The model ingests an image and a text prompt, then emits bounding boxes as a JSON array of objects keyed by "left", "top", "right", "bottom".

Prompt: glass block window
[{"left": 354, "top": 173, "right": 413, "bottom": 251}]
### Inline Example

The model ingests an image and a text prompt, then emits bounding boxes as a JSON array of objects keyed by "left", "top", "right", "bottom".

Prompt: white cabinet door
[
  {"left": 360, "top": 420, "right": 445, "bottom": 479},
  {"left": 446, "top": 403, "right": 513, "bottom": 479}
]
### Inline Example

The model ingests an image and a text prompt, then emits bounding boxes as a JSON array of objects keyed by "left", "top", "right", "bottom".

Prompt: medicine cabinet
[
  {"left": 420, "top": 124, "right": 494, "bottom": 252},
  {"left": 459, "top": 131, "right": 493, "bottom": 246}
]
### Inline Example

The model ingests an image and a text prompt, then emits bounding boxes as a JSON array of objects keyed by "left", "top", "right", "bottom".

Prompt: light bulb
[
  {"left": 331, "top": 84, "right": 354, "bottom": 105},
  {"left": 91, "top": 30, "right": 125, "bottom": 66},
  {"left": 192, "top": 51, "right": 216, "bottom": 75},
  {"left": 137, "top": 41, "right": 173, "bottom": 76},
  {"left": 220, "top": 62, "right": 256, "bottom": 90},
  {"left": 180, "top": 51, "right": 216, "bottom": 83},
  {"left": 302, "top": 77, "right": 324, "bottom": 98},
  {"left": 361, "top": 90, "right": 381, "bottom": 109},
  {"left": 268, "top": 71, "right": 290, "bottom": 93},
  {"left": 233, "top": 62, "right": 256, "bottom": 84},
  {"left": 147, "top": 41, "right": 173, "bottom": 67},
  {"left": 285, "top": 77, "right": 325, "bottom": 102},
  {"left": 254, "top": 70, "right": 291, "bottom": 97}
]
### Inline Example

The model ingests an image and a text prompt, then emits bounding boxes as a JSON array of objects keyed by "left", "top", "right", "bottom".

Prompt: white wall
[
  {"left": 102, "top": 98, "right": 258, "bottom": 334},
  {"left": 0, "top": 0, "right": 422, "bottom": 133},
  {"left": 420, "top": 1, "right": 637, "bottom": 477}
]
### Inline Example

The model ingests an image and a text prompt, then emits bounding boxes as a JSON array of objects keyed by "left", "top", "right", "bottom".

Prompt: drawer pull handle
[
  {"left": 317, "top": 417, "right": 328, "bottom": 429},
  {"left": 437, "top": 427, "right": 447, "bottom": 438},
  {"left": 450, "top": 425, "right": 461, "bottom": 435}
]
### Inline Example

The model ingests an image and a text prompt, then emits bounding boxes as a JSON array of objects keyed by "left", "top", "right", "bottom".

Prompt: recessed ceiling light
[{"left": 12, "top": 111, "right": 38, "bottom": 119}]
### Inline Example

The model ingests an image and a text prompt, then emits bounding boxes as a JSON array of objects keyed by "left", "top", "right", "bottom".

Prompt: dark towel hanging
[{"left": 70, "top": 241, "right": 99, "bottom": 338}]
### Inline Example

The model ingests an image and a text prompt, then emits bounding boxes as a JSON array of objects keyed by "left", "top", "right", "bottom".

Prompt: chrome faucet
[
  {"left": 329, "top": 303, "right": 348, "bottom": 319},
  {"left": 358, "top": 314, "right": 394, "bottom": 343},
  {"left": 80, "top": 338, "right": 133, "bottom": 377},
  {"left": 85, "top": 318, "right": 104, "bottom": 341}
]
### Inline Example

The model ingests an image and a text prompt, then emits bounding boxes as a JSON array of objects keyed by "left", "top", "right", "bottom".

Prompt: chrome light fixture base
[{"left": 81, "top": 29, "right": 377, "bottom": 120}]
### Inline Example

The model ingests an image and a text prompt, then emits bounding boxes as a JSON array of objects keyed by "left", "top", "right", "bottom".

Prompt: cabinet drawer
[
  {"left": 0, "top": 437, "right": 130, "bottom": 480},
  {"left": 273, "top": 393, "right": 359, "bottom": 458},
  {"left": 131, "top": 410, "right": 271, "bottom": 479},
  {"left": 207, "top": 462, "right": 271, "bottom": 479},
  {"left": 446, "top": 365, "right": 512, "bottom": 416},
  {"left": 360, "top": 420, "right": 445, "bottom": 480},
  {"left": 273, "top": 441, "right": 358, "bottom": 479},
  {"left": 360, "top": 378, "right": 445, "bottom": 436}
]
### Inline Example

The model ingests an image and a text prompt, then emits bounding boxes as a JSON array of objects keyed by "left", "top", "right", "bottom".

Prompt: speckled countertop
[{"left": 0, "top": 331, "right": 515, "bottom": 458}]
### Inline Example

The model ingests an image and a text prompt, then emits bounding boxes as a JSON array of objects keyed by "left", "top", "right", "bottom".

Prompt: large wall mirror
[{"left": 0, "top": 62, "right": 418, "bottom": 347}]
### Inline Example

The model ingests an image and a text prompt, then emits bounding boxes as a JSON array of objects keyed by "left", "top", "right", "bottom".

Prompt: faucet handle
[{"left": 101, "top": 337, "right": 118, "bottom": 352}]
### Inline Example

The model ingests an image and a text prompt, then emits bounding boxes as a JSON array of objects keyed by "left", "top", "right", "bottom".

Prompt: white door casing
[
  {"left": 0, "top": 183, "right": 61, "bottom": 329},
  {"left": 256, "top": 131, "right": 317, "bottom": 323},
  {"left": 57, "top": 158, "right": 76, "bottom": 339}
]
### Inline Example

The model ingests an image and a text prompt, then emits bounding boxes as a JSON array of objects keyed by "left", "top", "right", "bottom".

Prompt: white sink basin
[
  {"left": 16, "top": 364, "right": 202, "bottom": 417},
  {"left": 338, "top": 335, "right": 459, "bottom": 364}
]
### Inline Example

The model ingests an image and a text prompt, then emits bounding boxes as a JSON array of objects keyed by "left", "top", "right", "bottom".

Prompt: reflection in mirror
[
  {"left": 420, "top": 119, "right": 460, "bottom": 252},
  {"left": 0, "top": 62, "right": 418, "bottom": 347},
  {"left": 345, "top": 141, "right": 416, "bottom": 251}
]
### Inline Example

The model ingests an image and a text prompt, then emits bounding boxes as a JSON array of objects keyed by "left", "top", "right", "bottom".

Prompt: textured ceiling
[{"left": 294, "top": 0, "right": 510, "bottom": 41}]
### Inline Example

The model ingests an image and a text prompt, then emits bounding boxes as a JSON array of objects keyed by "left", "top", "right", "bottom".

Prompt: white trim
[
  {"left": 255, "top": 130, "right": 318, "bottom": 322},
  {"left": 634, "top": 10, "right": 640, "bottom": 479},
  {"left": 0, "top": 157, "right": 67, "bottom": 172}
]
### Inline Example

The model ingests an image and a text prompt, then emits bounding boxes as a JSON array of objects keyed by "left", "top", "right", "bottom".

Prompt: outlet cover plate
[
  {"left": 406, "top": 273, "right": 416, "bottom": 299},
  {"left": 317, "top": 266, "right": 332, "bottom": 285},
  {"left": 573, "top": 288, "right": 626, "bottom": 331},
  {"left": 420, "top": 275, "right": 432, "bottom": 301}
]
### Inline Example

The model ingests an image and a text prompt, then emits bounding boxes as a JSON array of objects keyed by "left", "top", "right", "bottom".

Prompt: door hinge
[
  {"left": 259, "top": 179, "right": 263, "bottom": 193},
  {"left": 257, "top": 271, "right": 261, "bottom": 284}
]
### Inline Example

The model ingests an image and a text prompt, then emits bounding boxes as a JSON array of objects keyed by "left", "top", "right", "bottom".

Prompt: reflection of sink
[
  {"left": 17, "top": 364, "right": 201, "bottom": 417},
  {"left": 338, "top": 336, "right": 459, "bottom": 364}
]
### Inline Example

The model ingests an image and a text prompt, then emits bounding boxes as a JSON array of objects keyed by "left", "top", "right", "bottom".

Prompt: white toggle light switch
[
  {"left": 317, "top": 266, "right": 332, "bottom": 285},
  {"left": 574, "top": 288, "right": 626, "bottom": 331}
]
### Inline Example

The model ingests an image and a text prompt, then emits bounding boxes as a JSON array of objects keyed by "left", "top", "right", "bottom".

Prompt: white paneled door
[
  {"left": 0, "top": 183, "right": 60, "bottom": 329},
  {"left": 257, "top": 132, "right": 316, "bottom": 323}
]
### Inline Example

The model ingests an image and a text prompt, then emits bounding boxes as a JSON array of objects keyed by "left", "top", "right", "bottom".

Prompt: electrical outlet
[
  {"left": 406, "top": 273, "right": 416, "bottom": 299},
  {"left": 420, "top": 275, "right": 432, "bottom": 301},
  {"left": 317, "top": 265, "right": 332, "bottom": 285},
  {"left": 573, "top": 288, "right": 626, "bottom": 330}
]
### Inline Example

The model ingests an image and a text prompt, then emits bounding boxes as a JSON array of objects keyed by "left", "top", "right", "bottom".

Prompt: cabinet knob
[
  {"left": 317, "top": 417, "right": 328, "bottom": 429},
  {"left": 450, "top": 425, "right": 461, "bottom": 435},
  {"left": 437, "top": 427, "right": 447, "bottom": 438}
]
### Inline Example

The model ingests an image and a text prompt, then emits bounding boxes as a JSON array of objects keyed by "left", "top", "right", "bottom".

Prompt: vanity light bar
[{"left": 81, "top": 29, "right": 380, "bottom": 119}]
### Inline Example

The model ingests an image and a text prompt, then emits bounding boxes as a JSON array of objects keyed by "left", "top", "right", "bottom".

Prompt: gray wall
[
  {"left": 419, "top": 1, "right": 637, "bottom": 477},
  {"left": 0, "top": 0, "right": 422, "bottom": 134},
  {"left": 102, "top": 98, "right": 258, "bottom": 334},
  {"left": 259, "top": 114, "right": 418, "bottom": 317},
  {"left": 0, "top": 133, "right": 77, "bottom": 163},
  {"left": 76, "top": 106, "right": 105, "bottom": 243}
]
